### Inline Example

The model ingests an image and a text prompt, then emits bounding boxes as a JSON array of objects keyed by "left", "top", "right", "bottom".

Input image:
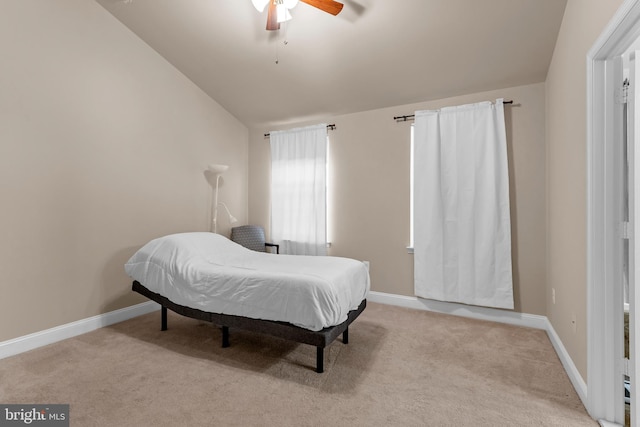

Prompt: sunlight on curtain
[
  {"left": 413, "top": 99, "right": 514, "bottom": 309},
  {"left": 270, "top": 124, "right": 327, "bottom": 255}
]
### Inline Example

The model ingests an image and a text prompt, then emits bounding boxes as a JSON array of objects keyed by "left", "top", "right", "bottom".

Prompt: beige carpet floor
[{"left": 0, "top": 302, "right": 595, "bottom": 426}]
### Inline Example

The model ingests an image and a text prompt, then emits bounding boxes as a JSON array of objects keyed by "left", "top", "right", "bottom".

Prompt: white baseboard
[
  {"left": 0, "top": 290, "right": 589, "bottom": 413},
  {"left": 0, "top": 301, "right": 160, "bottom": 360},
  {"left": 367, "top": 291, "right": 548, "bottom": 329},
  {"left": 367, "top": 291, "right": 588, "bottom": 410},
  {"left": 544, "top": 317, "right": 588, "bottom": 407}
]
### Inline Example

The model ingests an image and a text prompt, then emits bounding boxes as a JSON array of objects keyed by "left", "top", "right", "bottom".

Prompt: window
[{"left": 270, "top": 124, "right": 328, "bottom": 255}]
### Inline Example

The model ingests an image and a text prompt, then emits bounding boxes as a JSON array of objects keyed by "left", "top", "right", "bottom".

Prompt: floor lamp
[{"left": 204, "top": 164, "right": 237, "bottom": 233}]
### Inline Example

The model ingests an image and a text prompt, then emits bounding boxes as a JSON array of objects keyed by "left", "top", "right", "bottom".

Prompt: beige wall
[
  {"left": 249, "top": 82, "right": 547, "bottom": 316},
  {"left": 3, "top": 0, "right": 624, "bottom": 393},
  {"left": 0, "top": 0, "right": 248, "bottom": 342},
  {"left": 545, "top": 0, "right": 624, "bottom": 380}
]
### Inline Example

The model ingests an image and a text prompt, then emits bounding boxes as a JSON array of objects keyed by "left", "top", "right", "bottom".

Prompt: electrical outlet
[
  {"left": 552, "top": 288, "right": 555, "bottom": 304},
  {"left": 571, "top": 313, "right": 577, "bottom": 333}
]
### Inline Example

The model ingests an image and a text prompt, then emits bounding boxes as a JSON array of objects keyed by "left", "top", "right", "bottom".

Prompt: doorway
[{"left": 587, "top": 0, "right": 640, "bottom": 424}]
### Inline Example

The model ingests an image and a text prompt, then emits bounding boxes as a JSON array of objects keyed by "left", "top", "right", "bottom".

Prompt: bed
[{"left": 125, "top": 232, "right": 370, "bottom": 372}]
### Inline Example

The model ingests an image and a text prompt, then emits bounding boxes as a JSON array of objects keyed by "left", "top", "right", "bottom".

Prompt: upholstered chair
[{"left": 230, "top": 225, "right": 279, "bottom": 254}]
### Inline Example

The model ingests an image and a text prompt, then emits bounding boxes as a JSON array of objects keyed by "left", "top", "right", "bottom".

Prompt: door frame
[{"left": 588, "top": 0, "right": 640, "bottom": 422}]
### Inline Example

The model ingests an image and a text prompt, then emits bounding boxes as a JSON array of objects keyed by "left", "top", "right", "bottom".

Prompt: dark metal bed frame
[{"left": 132, "top": 280, "right": 366, "bottom": 373}]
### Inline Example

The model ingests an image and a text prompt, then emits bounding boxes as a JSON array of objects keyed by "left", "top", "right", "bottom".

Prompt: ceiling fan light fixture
[
  {"left": 251, "top": 0, "right": 270, "bottom": 13},
  {"left": 258, "top": 0, "right": 343, "bottom": 31},
  {"left": 276, "top": 4, "right": 292, "bottom": 23}
]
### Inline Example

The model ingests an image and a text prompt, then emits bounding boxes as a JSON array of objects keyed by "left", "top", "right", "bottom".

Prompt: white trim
[
  {"left": 368, "top": 291, "right": 547, "bottom": 329},
  {"left": 0, "top": 301, "right": 160, "bottom": 360},
  {"left": 588, "top": 0, "right": 640, "bottom": 59},
  {"left": 368, "top": 291, "right": 587, "bottom": 407},
  {"left": 587, "top": 0, "right": 640, "bottom": 422},
  {"left": 545, "top": 316, "right": 588, "bottom": 407},
  {"left": 0, "top": 290, "right": 590, "bottom": 412}
]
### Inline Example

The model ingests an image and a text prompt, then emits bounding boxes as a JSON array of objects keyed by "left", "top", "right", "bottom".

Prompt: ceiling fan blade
[
  {"left": 300, "top": 0, "right": 344, "bottom": 16},
  {"left": 266, "top": 1, "right": 280, "bottom": 30}
]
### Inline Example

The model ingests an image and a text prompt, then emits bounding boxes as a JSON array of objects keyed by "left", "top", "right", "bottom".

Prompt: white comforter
[{"left": 124, "top": 232, "right": 370, "bottom": 331}]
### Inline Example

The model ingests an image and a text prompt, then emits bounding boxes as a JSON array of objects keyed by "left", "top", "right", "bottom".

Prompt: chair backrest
[{"left": 230, "top": 225, "right": 267, "bottom": 252}]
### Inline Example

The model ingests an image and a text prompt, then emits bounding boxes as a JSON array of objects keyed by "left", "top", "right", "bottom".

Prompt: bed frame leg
[
  {"left": 161, "top": 306, "right": 167, "bottom": 331},
  {"left": 343, "top": 327, "right": 349, "bottom": 344},
  {"left": 316, "top": 347, "right": 324, "bottom": 373},
  {"left": 222, "top": 326, "right": 230, "bottom": 348}
]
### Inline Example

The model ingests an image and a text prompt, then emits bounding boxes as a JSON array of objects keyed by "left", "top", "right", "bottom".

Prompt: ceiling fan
[{"left": 251, "top": 0, "right": 344, "bottom": 31}]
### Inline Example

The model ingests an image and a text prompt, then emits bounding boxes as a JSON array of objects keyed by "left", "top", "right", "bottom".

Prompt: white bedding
[{"left": 124, "top": 232, "right": 370, "bottom": 331}]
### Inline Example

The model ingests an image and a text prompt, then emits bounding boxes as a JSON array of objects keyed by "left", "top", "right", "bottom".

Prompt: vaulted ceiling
[{"left": 95, "top": 0, "right": 567, "bottom": 128}]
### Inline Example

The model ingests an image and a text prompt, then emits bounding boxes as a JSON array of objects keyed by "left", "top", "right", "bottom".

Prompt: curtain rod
[
  {"left": 393, "top": 100, "right": 514, "bottom": 122},
  {"left": 264, "top": 124, "right": 336, "bottom": 138}
]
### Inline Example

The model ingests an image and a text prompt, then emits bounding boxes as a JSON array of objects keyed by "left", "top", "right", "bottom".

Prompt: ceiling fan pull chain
[
  {"left": 283, "top": 19, "right": 289, "bottom": 46},
  {"left": 275, "top": 23, "right": 290, "bottom": 64}
]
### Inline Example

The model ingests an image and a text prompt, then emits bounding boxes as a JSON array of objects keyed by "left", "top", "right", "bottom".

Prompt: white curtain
[
  {"left": 413, "top": 99, "right": 514, "bottom": 309},
  {"left": 270, "top": 124, "right": 327, "bottom": 255}
]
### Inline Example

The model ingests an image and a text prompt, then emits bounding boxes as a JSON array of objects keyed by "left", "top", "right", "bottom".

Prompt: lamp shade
[
  {"left": 219, "top": 202, "right": 238, "bottom": 224},
  {"left": 276, "top": 4, "right": 292, "bottom": 23},
  {"left": 207, "top": 164, "right": 228, "bottom": 175},
  {"left": 252, "top": 0, "right": 298, "bottom": 13},
  {"left": 204, "top": 164, "right": 228, "bottom": 189}
]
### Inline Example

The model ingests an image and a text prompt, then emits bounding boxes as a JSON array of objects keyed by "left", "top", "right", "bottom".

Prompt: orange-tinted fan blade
[
  {"left": 300, "top": 0, "right": 344, "bottom": 16},
  {"left": 266, "top": 1, "right": 280, "bottom": 30}
]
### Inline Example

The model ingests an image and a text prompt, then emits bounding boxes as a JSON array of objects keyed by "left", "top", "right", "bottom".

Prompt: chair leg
[
  {"left": 161, "top": 306, "right": 167, "bottom": 331},
  {"left": 343, "top": 327, "right": 349, "bottom": 344}
]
